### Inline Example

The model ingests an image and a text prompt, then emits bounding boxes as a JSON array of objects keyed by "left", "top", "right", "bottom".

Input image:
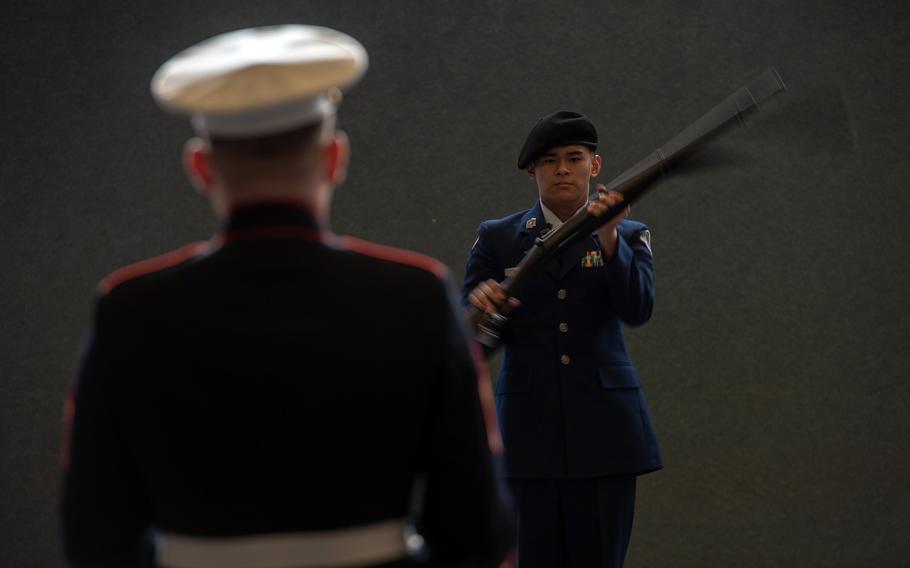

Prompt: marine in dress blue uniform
[
  {"left": 60, "top": 25, "right": 511, "bottom": 568},
  {"left": 463, "top": 111, "right": 662, "bottom": 568}
]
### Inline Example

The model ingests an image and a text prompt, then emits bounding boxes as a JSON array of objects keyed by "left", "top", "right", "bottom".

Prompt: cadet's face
[{"left": 529, "top": 145, "right": 602, "bottom": 213}]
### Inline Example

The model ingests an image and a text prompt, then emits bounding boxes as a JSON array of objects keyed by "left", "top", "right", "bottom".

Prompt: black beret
[{"left": 517, "top": 110, "right": 598, "bottom": 169}]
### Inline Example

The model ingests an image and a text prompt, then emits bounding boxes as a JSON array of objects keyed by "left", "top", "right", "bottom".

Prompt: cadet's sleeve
[
  {"left": 604, "top": 224, "right": 655, "bottom": 326},
  {"left": 60, "top": 295, "right": 152, "bottom": 567},
  {"left": 461, "top": 223, "right": 500, "bottom": 307},
  {"left": 418, "top": 275, "right": 513, "bottom": 567}
]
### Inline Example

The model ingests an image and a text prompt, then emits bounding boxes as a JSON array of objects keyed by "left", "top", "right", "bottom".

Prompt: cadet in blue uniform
[
  {"left": 463, "top": 111, "right": 662, "bottom": 568},
  {"left": 61, "top": 25, "right": 511, "bottom": 568}
]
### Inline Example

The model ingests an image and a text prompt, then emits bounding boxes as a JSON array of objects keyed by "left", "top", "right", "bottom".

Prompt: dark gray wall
[{"left": 3, "top": 1, "right": 909, "bottom": 566}]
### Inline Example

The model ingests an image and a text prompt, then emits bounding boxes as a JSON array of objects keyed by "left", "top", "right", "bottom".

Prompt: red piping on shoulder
[
  {"left": 60, "top": 389, "right": 75, "bottom": 469},
  {"left": 214, "top": 229, "right": 447, "bottom": 281},
  {"left": 337, "top": 236, "right": 449, "bottom": 280},
  {"left": 337, "top": 237, "right": 498, "bottom": 448},
  {"left": 98, "top": 241, "right": 211, "bottom": 295}
]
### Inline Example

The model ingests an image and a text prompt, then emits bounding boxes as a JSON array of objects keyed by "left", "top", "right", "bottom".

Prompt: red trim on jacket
[
  {"left": 470, "top": 341, "right": 503, "bottom": 455},
  {"left": 336, "top": 237, "right": 502, "bottom": 450},
  {"left": 60, "top": 389, "right": 75, "bottom": 469},
  {"left": 98, "top": 241, "right": 210, "bottom": 295},
  {"left": 203, "top": 226, "right": 447, "bottom": 281},
  {"left": 338, "top": 236, "right": 449, "bottom": 280}
]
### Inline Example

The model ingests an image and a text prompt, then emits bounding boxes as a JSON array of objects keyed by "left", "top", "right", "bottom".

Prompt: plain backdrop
[{"left": 2, "top": 1, "right": 909, "bottom": 566}]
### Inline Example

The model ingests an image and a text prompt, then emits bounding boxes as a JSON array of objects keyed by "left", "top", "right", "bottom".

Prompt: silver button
[
  {"left": 559, "top": 322, "right": 568, "bottom": 333},
  {"left": 557, "top": 289, "right": 567, "bottom": 299},
  {"left": 560, "top": 355, "right": 571, "bottom": 365}
]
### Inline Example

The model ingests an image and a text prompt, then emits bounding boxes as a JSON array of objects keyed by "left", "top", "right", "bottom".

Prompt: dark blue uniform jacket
[{"left": 463, "top": 201, "right": 663, "bottom": 478}]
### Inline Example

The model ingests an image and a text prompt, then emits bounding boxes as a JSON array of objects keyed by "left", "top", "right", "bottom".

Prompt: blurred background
[{"left": 2, "top": 1, "right": 908, "bottom": 565}]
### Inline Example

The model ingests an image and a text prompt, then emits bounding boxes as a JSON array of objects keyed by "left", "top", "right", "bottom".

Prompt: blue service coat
[{"left": 463, "top": 201, "right": 663, "bottom": 478}]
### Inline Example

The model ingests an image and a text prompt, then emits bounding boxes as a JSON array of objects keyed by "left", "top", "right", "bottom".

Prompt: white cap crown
[{"left": 151, "top": 25, "right": 368, "bottom": 138}]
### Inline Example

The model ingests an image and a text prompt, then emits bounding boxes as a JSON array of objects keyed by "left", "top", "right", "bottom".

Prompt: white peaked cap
[{"left": 151, "top": 25, "right": 368, "bottom": 138}]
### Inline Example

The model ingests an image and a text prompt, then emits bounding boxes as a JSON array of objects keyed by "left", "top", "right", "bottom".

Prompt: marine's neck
[{"left": 215, "top": 181, "right": 331, "bottom": 224}]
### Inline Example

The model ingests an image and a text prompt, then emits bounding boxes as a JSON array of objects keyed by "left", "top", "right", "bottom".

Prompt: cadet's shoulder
[
  {"left": 618, "top": 218, "right": 649, "bottom": 236},
  {"left": 479, "top": 208, "right": 532, "bottom": 234},
  {"left": 616, "top": 219, "right": 653, "bottom": 255}
]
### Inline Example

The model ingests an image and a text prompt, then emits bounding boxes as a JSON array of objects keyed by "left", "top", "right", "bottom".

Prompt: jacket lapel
[
  {"left": 516, "top": 202, "right": 560, "bottom": 282},
  {"left": 517, "top": 202, "right": 544, "bottom": 239}
]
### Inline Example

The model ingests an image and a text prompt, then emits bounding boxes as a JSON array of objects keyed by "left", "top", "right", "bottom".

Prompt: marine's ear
[
  {"left": 183, "top": 137, "right": 215, "bottom": 196},
  {"left": 324, "top": 130, "right": 350, "bottom": 187}
]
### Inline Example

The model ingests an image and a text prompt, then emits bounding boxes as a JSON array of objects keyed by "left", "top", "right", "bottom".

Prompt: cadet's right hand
[{"left": 468, "top": 279, "right": 521, "bottom": 315}]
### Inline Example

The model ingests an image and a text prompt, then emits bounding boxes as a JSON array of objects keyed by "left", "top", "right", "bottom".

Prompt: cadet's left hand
[{"left": 587, "top": 184, "right": 628, "bottom": 261}]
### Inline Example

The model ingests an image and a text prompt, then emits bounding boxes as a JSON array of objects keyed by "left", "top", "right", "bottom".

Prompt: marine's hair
[{"left": 209, "top": 120, "right": 326, "bottom": 161}]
